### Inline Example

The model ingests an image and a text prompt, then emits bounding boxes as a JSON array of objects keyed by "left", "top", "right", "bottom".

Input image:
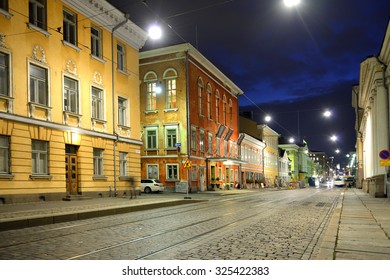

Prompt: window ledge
[
  {"left": 163, "top": 108, "right": 178, "bottom": 112},
  {"left": 62, "top": 40, "right": 81, "bottom": 52},
  {"left": 166, "top": 179, "right": 179, "bottom": 182},
  {"left": 117, "top": 69, "right": 129, "bottom": 77},
  {"left": 93, "top": 175, "right": 107, "bottom": 181},
  {"left": 144, "top": 110, "right": 158, "bottom": 114},
  {"left": 30, "top": 174, "right": 52, "bottom": 180},
  {"left": 0, "top": 173, "right": 15, "bottom": 180},
  {"left": 90, "top": 55, "right": 106, "bottom": 64},
  {"left": 0, "top": 9, "right": 12, "bottom": 19},
  {"left": 27, "top": 23, "right": 51, "bottom": 37}
]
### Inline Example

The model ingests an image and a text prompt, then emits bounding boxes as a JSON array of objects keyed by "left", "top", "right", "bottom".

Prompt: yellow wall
[{"left": 0, "top": 0, "right": 145, "bottom": 203}]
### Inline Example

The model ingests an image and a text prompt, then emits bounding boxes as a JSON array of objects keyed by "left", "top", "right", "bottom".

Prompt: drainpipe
[
  {"left": 111, "top": 14, "right": 129, "bottom": 196},
  {"left": 374, "top": 56, "right": 389, "bottom": 197},
  {"left": 185, "top": 49, "right": 191, "bottom": 197}
]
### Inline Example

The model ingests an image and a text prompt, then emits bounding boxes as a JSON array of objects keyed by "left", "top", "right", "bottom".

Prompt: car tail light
[{"left": 154, "top": 183, "right": 159, "bottom": 186}]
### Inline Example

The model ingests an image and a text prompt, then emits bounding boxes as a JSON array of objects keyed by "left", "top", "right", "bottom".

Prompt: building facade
[
  {"left": 259, "top": 125, "right": 279, "bottom": 186},
  {"left": 353, "top": 19, "right": 390, "bottom": 197},
  {"left": 0, "top": 0, "right": 148, "bottom": 203},
  {"left": 139, "top": 43, "right": 243, "bottom": 192}
]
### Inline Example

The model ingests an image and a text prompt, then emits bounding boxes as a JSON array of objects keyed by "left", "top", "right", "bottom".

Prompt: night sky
[{"left": 107, "top": 0, "right": 389, "bottom": 167}]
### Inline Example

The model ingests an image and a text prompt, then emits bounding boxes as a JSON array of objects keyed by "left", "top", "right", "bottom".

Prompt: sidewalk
[{"left": 314, "top": 188, "right": 390, "bottom": 260}]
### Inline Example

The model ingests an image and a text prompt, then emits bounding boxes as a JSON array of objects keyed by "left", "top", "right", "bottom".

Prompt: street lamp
[
  {"left": 265, "top": 115, "right": 272, "bottom": 122},
  {"left": 330, "top": 135, "right": 338, "bottom": 142},
  {"left": 283, "top": 0, "right": 301, "bottom": 7},
  {"left": 148, "top": 24, "right": 162, "bottom": 40},
  {"left": 323, "top": 110, "right": 331, "bottom": 118}
]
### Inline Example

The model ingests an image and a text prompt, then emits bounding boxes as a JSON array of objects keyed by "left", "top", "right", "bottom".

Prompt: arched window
[
  {"left": 143, "top": 71, "right": 158, "bottom": 111},
  {"left": 207, "top": 83, "right": 212, "bottom": 119},
  {"left": 215, "top": 89, "right": 220, "bottom": 123},
  {"left": 223, "top": 95, "right": 227, "bottom": 125},
  {"left": 163, "top": 68, "right": 178, "bottom": 109},
  {"left": 198, "top": 78, "right": 204, "bottom": 115}
]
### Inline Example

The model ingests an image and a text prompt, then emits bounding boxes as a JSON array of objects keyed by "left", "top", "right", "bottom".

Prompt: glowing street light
[
  {"left": 335, "top": 149, "right": 340, "bottom": 154},
  {"left": 289, "top": 137, "right": 295, "bottom": 143},
  {"left": 330, "top": 135, "right": 338, "bottom": 142},
  {"left": 323, "top": 110, "right": 331, "bottom": 118},
  {"left": 148, "top": 24, "right": 162, "bottom": 40},
  {"left": 283, "top": 0, "right": 301, "bottom": 7},
  {"left": 265, "top": 115, "right": 272, "bottom": 122}
]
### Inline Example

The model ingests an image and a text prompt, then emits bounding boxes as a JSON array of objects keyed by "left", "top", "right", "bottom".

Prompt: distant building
[
  {"left": 0, "top": 0, "right": 148, "bottom": 203},
  {"left": 139, "top": 43, "right": 243, "bottom": 192},
  {"left": 309, "top": 151, "right": 328, "bottom": 180}
]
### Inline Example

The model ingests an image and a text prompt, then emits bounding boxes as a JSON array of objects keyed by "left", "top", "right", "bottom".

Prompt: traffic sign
[
  {"left": 380, "top": 159, "right": 390, "bottom": 166},
  {"left": 379, "top": 150, "right": 390, "bottom": 160}
]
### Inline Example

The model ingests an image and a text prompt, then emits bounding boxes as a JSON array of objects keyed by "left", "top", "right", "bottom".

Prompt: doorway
[{"left": 65, "top": 145, "right": 79, "bottom": 195}]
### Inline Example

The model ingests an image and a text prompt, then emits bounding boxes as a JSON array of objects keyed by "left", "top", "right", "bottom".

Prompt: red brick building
[{"left": 139, "top": 43, "right": 243, "bottom": 192}]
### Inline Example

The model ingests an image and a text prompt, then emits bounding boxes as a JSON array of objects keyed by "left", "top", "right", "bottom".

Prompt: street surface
[{"left": 0, "top": 187, "right": 342, "bottom": 260}]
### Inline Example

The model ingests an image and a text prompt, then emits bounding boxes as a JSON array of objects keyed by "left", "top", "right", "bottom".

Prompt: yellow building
[
  {"left": 0, "top": 0, "right": 148, "bottom": 203},
  {"left": 259, "top": 124, "right": 279, "bottom": 187}
]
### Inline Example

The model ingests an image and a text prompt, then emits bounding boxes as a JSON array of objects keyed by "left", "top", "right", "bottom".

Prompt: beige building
[
  {"left": 0, "top": 0, "right": 148, "bottom": 203},
  {"left": 353, "top": 19, "right": 390, "bottom": 197}
]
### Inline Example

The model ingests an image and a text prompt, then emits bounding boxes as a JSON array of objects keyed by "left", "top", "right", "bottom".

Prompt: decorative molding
[
  {"left": 32, "top": 45, "right": 47, "bottom": 63},
  {"left": 66, "top": 60, "right": 78, "bottom": 76},
  {"left": 0, "top": 32, "right": 7, "bottom": 48},
  {"left": 93, "top": 71, "right": 103, "bottom": 85}
]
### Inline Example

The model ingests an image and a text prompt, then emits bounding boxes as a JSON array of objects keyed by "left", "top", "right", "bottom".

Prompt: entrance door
[
  {"left": 200, "top": 167, "right": 205, "bottom": 191},
  {"left": 65, "top": 145, "right": 78, "bottom": 195}
]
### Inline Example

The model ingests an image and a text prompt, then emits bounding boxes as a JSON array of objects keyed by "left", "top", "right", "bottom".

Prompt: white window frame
[
  {"left": 198, "top": 77, "right": 204, "bottom": 116},
  {"left": 119, "top": 152, "right": 127, "bottom": 177},
  {"left": 118, "top": 96, "right": 128, "bottom": 126},
  {"left": 191, "top": 126, "right": 197, "bottom": 151},
  {"left": 91, "top": 26, "right": 102, "bottom": 58},
  {"left": 147, "top": 164, "right": 159, "bottom": 179},
  {"left": 0, "top": 51, "right": 11, "bottom": 97},
  {"left": 166, "top": 164, "right": 179, "bottom": 181},
  {"left": 145, "top": 126, "right": 158, "bottom": 150},
  {"left": 29, "top": 0, "right": 47, "bottom": 30},
  {"left": 215, "top": 90, "right": 220, "bottom": 123},
  {"left": 144, "top": 71, "right": 158, "bottom": 111},
  {"left": 32, "top": 140, "right": 48, "bottom": 175},
  {"left": 165, "top": 125, "right": 178, "bottom": 150},
  {"left": 29, "top": 62, "right": 49, "bottom": 106},
  {"left": 63, "top": 75, "right": 79, "bottom": 113},
  {"left": 208, "top": 133, "right": 213, "bottom": 154},
  {"left": 91, "top": 86, "right": 104, "bottom": 120},
  {"left": 93, "top": 148, "right": 104, "bottom": 176},
  {"left": 117, "top": 43, "right": 125, "bottom": 72},
  {"left": 0, "top": 135, "right": 10, "bottom": 174},
  {"left": 207, "top": 83, "right": 212, "bottom": 119},
  {"left": 163, "top": 68, "right": 177, "bottom": 109},
  {"left": 63, "top": 9, "right": 77, "bottom": 46}
]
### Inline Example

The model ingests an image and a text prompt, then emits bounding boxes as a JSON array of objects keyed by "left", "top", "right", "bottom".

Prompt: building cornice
[
  {"left": 62, "top": 0, "right": 148, "bottom": 49},
  {"left": 140, "top": 43, "right": 243, "bottom": 97}
]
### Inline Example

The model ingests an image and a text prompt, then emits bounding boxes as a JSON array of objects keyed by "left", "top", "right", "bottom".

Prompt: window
[
  {"left": 165, "top": 126, "right": 177, "bottom": 149},
  {"left": 146, "top": 82, "right": 157, "bottom": 111},
  {"left": 144, "top": 71, "right": 158, "bottom": 111},
  {"left": 145, "top": 127, "right": 158, "bottom": 150},
  {"left": 166, "top": 164, "right": 178, "bottom": 180},
  {"left": 118, "top": 97, "right": 127, "bottom": 126},
  {"left": 91, "top": 26, "right": 102, "bottom": 58},
  {"left": 198, "top": 78, "right": 204, "bottom": 116},
  {"left": 29, "top": 0, "right": 46, "bottom": 30},
  {"left": 64, "top": 76, "right": 79, "bottom": 113},
  {"left": 117, "top": 43, "right": 125, "bottom": 71},
  {"left": 229, "top": 99, "right": 233, "bottom": 127},
  {"left": 191, "top": 126, "right": 197, "bottom": 151},
  {"left": 91, "top": 87, "right": 104, "bottom": 120},
  {"left": 30, "top": 64, "right": 48, "bottom": 106},
  {"left": 0, "top": 136, "right": 10, "bottom": 174},
  {"left": 208, "top": 133, "right": 213, "bottom": 154},
  {"left": 207, "top": 84, "right": 212, "bottom": 119},
  {"left": 223, "top": 95, "right": 227, "bottom": 125},
  {"left": 93, "top": 148, "right": 103, "bottom": 176},
  {"left": 119, "top": 152, "right": 127, "bottom": 177},
  {"left": 0, "top": 52, "right": 9, "bottom": 96},
  {"left": 32, "top": 140, "right": 48, "bottom": 175},
  {"left": 0, "top": 0, "right": 8, "bottom": 11},
  {"left": 215, "top": 90, "right": 220, "bottom": 123},
  {"left": 63, "top": 9, "right": 77, "bottom": 45},
  {"left": 166, "top": 79, "right": 176, "bottom": 109},
  {"left": 147, "top": 164, "right": 158, "bottom": 179},
  {"left": 216, "top": 138, "right": 221, "bottom": 156},
  {"left": 200, "top": 130, "right": 205, "bottom": 152},
  {"left": 163, "top": 68, "right": 177, "bottom": 109}
]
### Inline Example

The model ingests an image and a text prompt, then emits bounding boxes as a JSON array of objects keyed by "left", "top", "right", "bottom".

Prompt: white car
[
  {"left": 333, "top": 177, "right": 345, "bottom": 187},
  {"left": 140, "top": 179, "right": 164, "bottom": 193}
]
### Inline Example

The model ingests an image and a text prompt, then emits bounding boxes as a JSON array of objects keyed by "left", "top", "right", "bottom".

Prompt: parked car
[
  {"left": 333, "top": 177, "right": 345, "bottom": 187},
  {"left": 140, "top": 179, "right": 164, "bottom": 193}
]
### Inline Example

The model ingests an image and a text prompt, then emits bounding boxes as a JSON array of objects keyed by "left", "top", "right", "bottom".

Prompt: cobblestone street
[{"left": 0, "top": 188, "right": 342, "bottom": 260}]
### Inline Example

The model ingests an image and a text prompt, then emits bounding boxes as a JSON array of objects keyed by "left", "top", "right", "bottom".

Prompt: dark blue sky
[{"left": 108, "top": 0, "right": 389, "bottom": 166}]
